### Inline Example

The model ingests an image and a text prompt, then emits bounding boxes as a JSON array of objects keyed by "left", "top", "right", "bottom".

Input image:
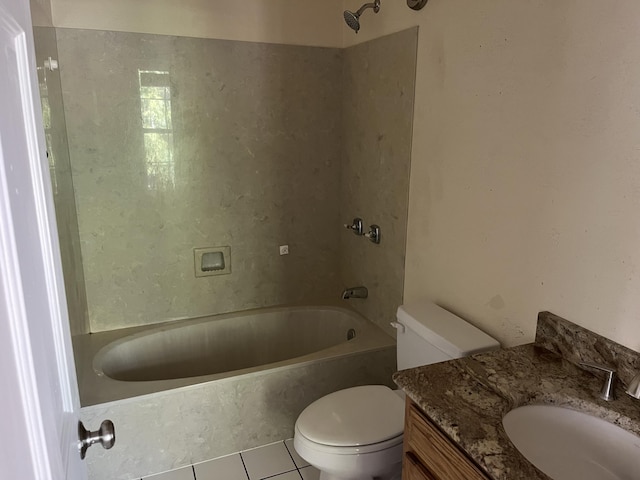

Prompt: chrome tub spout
[{"left": 341, "top": 286, "right": 368, "bottom": 300}]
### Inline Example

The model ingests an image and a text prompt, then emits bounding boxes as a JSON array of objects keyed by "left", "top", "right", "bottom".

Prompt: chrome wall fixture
[
  {"left": 365, "top": 224, "right": 381, "bottom": 244},
  {"left": 343, "top": 218, "right": 381, "bottom": 244},
  {"left": 341, "top": 286, "right": 369, "bottom": 299},
  {"left": 407, "top": 0, "right": 428, "bottom": 10},
  {"left": 344, "top": 217, "right": 364, "bottom": 236},
  {"left": 343, "top": 0, "right": 380, "bottom": 33},
  {"left": 344, "top": 0, "right": 427, "bottom": 34}
]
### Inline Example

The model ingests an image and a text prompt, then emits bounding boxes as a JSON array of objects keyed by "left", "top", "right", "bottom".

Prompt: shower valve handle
[
  {"left": 344, "top": 217, "right": 364, "bottom": 236},
  {"left": 365, "top": 224, "right": 381, "bottom": 244}
]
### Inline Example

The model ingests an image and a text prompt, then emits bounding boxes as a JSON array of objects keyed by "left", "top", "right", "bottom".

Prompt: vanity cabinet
[{"left": 402, "top": 398, "right": 490, "bottom": 480}]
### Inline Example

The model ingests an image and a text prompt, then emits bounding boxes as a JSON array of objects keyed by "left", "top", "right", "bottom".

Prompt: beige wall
[
  {"left": 30, "top": 0, "right": 52, "bottom": 26},
  {"left": 50, "top": 0, "right": 343, "bottom": 47},
  {"left": 344, "top": 0, "right": 640, "bottom": 351}
]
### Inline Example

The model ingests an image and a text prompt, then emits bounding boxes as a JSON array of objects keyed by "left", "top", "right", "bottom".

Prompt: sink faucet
[
  {"left": 341, "top": 286, "right": 368, "bottom": 300},
  {"left": 625, "top": 373, "right": 640, "bottom": 399},
  {"left": 579, "top": 362, "right": 616, "bottom": 401}
]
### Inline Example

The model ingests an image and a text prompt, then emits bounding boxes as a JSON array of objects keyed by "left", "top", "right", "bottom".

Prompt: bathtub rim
[
  {"left": 92, "top": 304, "right": 375, "bottom": 380},
  {"left": 73, "top": 304, "right": 395, "bottom": 407}
]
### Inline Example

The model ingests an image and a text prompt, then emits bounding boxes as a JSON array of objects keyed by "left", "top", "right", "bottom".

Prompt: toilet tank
[{"left": 395, "top": 301, "right": 500, "bottom": 370}]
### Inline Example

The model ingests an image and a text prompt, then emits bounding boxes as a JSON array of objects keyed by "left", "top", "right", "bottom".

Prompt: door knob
[{"left": 78, "top": 420, "right": 115, "bottom": 459}]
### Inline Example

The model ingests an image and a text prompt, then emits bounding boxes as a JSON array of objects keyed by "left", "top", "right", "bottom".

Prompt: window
[{"left": 138, "top": 70, "right": 175, "bottom": 191}]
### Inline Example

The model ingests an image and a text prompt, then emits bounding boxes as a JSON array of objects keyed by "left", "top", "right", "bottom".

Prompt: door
[{"left": 0, "top": 0, "right": 87, "bottom": 479}]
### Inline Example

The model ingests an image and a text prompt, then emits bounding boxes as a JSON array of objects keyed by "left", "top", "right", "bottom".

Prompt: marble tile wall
[
  {"left": 339, "top": 29, "right": 418, "bottom": 336},
  {"left": 55, "top": 29, "right": 343, "bottom": 331},
  {"left": 33, "top": 27, "right": 89, "bottom": 335}
]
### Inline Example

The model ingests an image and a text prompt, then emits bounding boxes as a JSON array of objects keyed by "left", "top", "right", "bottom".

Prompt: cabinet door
[
  {"left": 404, "top": 452, "right": 437, "bottom": 480},
  {"left": 404, "top": 400, "right": 489, "bottom": 480}
]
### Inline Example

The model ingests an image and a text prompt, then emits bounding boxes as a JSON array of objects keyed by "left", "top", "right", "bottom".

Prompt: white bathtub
[
  {"left": 74, "top": 305, "right": 395, "bottom": 405},
  {"left": 76, "top": 305, "right": 396, "bottom": 480}
]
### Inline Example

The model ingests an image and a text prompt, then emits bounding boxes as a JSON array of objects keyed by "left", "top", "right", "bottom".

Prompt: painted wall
[
  {"left": 57, "top": 29, "right": 343, "bottom": 332},
  {"left": 30, "top": 0, "right": 52, "bottom": 26},
  {"left": 32, "top": 27, "right": 89, "bottom": 335},
  {"left": 49, "top": 0, "right": 343, "bottom": 47},
  {"left": 344, "top": 0, "right": 640, "bottom": 351},
  {"left": 340, "top": 28, "right": 417, "bottom": 336}
]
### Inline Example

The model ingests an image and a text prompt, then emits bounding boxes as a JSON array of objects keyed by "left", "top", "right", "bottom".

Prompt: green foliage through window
[{"left": 138, "top": 70, "right": 175, "bottom": 191}]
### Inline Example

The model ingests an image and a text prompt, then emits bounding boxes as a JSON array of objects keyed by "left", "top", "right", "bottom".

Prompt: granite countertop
[{"left": 393, "top": 343, "right": 640, "bottom": 479}]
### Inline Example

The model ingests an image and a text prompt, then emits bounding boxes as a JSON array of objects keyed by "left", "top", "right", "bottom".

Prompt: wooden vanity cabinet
[{"left": 402, "top": 398, "right": 490, "bottom": 480}]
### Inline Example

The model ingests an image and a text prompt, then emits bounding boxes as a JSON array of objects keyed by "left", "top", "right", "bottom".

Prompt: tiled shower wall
[
  {"left": 42, "top": 28, "right": 416, "bottom": 334},
  {"left": 340, "top": 29, "right": 417, "bottom": 336},
  {"left": 33, "top": 27, "right": 89, "bottom": 335},
  {"left": 56, "top": 30, "right": 344, "bottom": 332}
]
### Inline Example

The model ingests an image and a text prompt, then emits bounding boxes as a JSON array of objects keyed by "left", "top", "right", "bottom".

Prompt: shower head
[
  {"left": 343, "top": 10, "right": 361, "bottom": 33},
  {"left": 343, "top": 0, "right": 380, "bottom": 33}
]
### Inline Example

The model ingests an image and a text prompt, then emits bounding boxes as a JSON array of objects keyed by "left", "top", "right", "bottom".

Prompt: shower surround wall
[
  {"left": 33, "top": 27, "right": 89, "bottom": 335},
  {"left": 53, "top": 28, "right": 416, "bottom": 334},
  {"left": 340, "top": 29, "right": 416, "bottom": 337},
  {"left": 56, "top": 29, "right": 343, "bottom": 332}
]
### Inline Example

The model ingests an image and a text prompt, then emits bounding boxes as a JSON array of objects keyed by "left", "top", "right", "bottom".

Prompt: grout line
[
  {"left": 239, "top": 452, "right": 251, "bottom": 480},
  {"left": 283, "top": 440, "right": 309, "bottom": 470},
  {"left": 282, "top": 440, "right": 298, "bottom": 468},
  {"left": 259, "top": 468, "right": 298, "bottom": 480}
]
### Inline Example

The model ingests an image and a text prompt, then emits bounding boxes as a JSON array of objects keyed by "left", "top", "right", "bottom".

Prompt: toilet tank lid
[{"left": 397, "top": 301, "right": 500, "bottom": 358}]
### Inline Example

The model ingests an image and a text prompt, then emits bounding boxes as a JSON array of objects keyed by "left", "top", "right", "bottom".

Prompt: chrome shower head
[
  {"left": 343, "top": 0, "right": 380, "bottom": 34},
  {"left": 343, "top": 10, "right": 361, "bottom": 33}
]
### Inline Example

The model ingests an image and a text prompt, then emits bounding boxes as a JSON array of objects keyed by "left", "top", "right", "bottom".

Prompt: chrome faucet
[
  {"left": 579, "top": 362, "right": 616, "bottom": 401},
  {"left": 625, "top": 372, "right": 640, "bottom": 399},
  {"left": 341, "top": 286, "right": 368, "bottom": 300}
]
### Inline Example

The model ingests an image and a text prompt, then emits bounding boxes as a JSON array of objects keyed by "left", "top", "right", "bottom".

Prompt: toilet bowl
[
  {"left": 293, "top": 301, "right": 500, "bottom": 480},
  {"left": 294, "top": 385, "right": 404, "bottom": 480}
]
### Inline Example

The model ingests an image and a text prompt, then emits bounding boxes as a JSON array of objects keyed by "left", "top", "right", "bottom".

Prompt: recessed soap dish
[{"left": 194, "top": 246, "right": 231, "bottom": 277}]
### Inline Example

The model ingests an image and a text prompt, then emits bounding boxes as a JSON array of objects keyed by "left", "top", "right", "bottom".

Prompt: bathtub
[
  {"left": 75, "top": 305, "right": 394, "bottom": 405},
  {"left": 74, "top": 305, "right": 396, "bottom": 480}
]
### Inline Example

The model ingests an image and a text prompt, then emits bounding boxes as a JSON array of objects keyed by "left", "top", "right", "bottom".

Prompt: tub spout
[{"left": 341, "top": 286, "right": 368, "bottom": 300}]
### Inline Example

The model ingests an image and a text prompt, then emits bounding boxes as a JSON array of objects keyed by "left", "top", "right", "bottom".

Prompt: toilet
[{"left": 293, "top": 301, "right": 500, "bottom": 480}]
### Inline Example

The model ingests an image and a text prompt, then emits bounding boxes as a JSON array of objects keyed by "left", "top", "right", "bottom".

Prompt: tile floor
[{"left": 142, "top": 439, "right": 320, "bottom": 480}]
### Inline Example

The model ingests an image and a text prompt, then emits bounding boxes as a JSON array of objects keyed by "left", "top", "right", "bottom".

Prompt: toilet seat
[
  {"left": 295, "top": 385, "right": 405, "bottom": 451},
  {"left": 295, "top": 424, "right": 403, "bottom": 455}
]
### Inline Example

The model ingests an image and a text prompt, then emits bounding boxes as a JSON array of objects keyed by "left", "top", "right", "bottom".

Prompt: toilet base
[{"left": 316, "top": 461, "right": 402, "bottom": 480}]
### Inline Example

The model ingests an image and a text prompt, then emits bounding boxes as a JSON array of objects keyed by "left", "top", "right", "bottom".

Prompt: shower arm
[{"left": 356, "top": 0, "right": 380, "bottom": 16}]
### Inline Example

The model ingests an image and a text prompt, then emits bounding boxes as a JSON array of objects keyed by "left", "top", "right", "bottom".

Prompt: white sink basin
[{"left": 503, "top": 405, "right": 640, "bottom": 480}]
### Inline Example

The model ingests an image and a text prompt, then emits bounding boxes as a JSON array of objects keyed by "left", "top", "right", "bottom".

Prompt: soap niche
[{"left": 194, "top": 246, "right": 231, "bottom": 277}]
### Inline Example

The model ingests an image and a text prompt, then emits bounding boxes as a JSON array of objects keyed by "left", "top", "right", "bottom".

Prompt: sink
[{"left": 503, "top": 405, "right": 640, "bottom": 480}]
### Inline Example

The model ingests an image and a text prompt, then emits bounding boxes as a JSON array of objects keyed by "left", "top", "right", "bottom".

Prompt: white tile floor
[{"left": 142, "top": 440, "right": 320, "bottom": 480}]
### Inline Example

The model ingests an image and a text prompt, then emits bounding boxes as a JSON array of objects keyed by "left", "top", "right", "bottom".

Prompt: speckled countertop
[{"left": 393, "top": 312, "right": 640, "bottom": 480}]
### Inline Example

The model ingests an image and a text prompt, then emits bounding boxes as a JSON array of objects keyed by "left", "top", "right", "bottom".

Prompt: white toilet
[{"left": 293, "top": 301, "right": 500, "bottom": 480}]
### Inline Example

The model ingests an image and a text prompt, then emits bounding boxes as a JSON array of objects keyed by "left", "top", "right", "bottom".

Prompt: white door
[{"left": 0, "top": 0, "right": 88, "bottom": 479}]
